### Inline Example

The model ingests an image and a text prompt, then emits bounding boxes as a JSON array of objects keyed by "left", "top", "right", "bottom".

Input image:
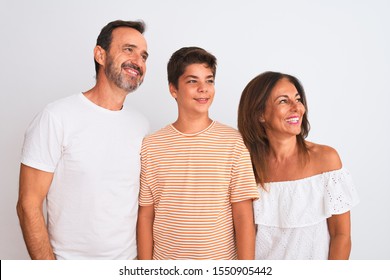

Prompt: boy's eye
[{"left": 207, "top": 79, "right": 215, "bottom": 84}]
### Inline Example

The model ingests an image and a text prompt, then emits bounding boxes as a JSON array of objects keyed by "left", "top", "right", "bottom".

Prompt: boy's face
[{"left": 169, "top": 63, "right": 215, "bottom": 118}]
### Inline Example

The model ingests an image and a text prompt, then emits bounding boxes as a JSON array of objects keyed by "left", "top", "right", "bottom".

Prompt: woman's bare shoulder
[{"left": 306, "top": 141, "right": 342, "bottom": 172}]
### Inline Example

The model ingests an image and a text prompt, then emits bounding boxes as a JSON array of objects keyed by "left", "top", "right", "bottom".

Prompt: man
[
  {"left": 17, "top": 20, "right": 149, "bottom": 260},
  {"left": 137, "top": 47, "right": 259, "bottom": 260}
]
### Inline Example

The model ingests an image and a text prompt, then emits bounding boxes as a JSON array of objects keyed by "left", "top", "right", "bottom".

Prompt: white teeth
[
  {"left": 124, "top": 68, "right": 139, "bottom": 76},
  {"left": 286, "top": 117, "right": 299, "bottom": 122}
]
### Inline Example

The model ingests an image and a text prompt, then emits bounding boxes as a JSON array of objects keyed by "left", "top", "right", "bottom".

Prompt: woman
[{"left": 237, "top": 71, "right": 359, "bottom": 259}]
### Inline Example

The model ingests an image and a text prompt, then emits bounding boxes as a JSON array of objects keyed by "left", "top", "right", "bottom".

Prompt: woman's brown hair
[{"left": 237, "top": 71, "right": 310, "bottom": 187}]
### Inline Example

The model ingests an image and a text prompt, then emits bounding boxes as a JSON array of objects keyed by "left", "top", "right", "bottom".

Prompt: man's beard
[{"left": 105, "top": 58, "right": 143, "bottom": 93}]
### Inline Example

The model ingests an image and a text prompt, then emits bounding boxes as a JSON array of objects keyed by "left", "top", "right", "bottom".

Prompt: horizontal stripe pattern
[{"left": 140, "top": 121, "right": 258, "bottom": 259}]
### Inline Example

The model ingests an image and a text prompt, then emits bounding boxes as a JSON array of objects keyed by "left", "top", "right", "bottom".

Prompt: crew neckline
[
  {"left": 79, "top": 93, "right": 125, "bottom": 114},
  {"left": 169, "top": 120, "right": 216, "bottom": 137}
]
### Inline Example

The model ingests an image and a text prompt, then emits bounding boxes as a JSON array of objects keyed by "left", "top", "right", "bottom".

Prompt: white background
[{"left": 1, "top": 0, "right": 389, "bottom": 259}]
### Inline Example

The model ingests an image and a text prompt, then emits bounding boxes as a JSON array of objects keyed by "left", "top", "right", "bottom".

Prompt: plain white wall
[{"left": 1, "top": 0, "right": 389, "bottom": 259}]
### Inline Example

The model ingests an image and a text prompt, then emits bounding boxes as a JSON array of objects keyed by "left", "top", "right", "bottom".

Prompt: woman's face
[{"left": 262, "top": 78, "right": 306, "bottom": 138}]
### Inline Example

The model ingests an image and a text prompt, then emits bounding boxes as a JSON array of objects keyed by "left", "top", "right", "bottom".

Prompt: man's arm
[
  {"left": 327, "top": 211, "right": 352, "bottom": 259},
  {"left": 16, "top": 164, "right": 55, "bottom": 260},
  {"left": 136, "top": 205, "right": 155, "bottom": 260},
  {"left": 232, "top": 199, "right": 255, "bottom": 260}
]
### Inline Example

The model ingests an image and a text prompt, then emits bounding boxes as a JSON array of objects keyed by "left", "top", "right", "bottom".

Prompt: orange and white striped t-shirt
[{"left": 139, "top": 121, "right": 259, "bottom": 260}]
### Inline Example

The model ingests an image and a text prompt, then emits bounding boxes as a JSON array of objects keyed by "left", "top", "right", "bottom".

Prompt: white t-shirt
[
  {"left": 21, "top": 93, "right": 149, "bottom": 259},
  {"left": 254, "top": 168, "right": 359, "bottom": 259}
]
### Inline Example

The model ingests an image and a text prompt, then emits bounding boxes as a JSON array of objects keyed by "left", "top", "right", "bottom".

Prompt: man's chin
[{"left": 121, "top": 79, "right": 143, "bottom": 94}]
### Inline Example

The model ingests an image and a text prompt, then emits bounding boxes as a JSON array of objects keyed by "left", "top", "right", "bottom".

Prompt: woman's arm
[{"left": 327, "top": 211, "right": 352, "bottom": 259}]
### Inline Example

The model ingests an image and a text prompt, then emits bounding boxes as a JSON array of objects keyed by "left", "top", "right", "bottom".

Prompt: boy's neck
[{"left": 172, "top": 116, "right": 213, "bottom": 134}]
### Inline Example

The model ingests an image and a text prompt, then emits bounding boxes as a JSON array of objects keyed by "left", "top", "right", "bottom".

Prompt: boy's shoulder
[
  {"left": 144, "top": 124, "right": 172, "bottom": 141},
  {"left": 213, "top": 121, "right": 242, "bottom": 138},
  {"left": 144, "top": 121, "right": 243, "bottom": 142}
]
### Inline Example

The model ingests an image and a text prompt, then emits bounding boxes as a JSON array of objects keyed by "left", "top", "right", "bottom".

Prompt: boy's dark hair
[{"left": 167, "top": 47, "right": 217, "bottom": 88}]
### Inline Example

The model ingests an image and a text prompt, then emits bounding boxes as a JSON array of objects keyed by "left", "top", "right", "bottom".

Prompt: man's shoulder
[
  {"left": 44, "top": 94, "right": 81, "bottom": 112},
  {"left": 122, "top": 107, "right": 149, "bottom": 124},
  {"left": 29, "top": 94, "right": 82, "bottom": 124}
]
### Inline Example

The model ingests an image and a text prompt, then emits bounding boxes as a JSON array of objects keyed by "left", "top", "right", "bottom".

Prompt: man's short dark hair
[{"left": 94, "top": 20, "right": 146, "bottom": 75}]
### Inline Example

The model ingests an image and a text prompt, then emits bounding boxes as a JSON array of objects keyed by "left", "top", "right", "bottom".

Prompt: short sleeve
[
  {"left": 324, "top": 169, "right": 360, "bottom": 215},
  {"left": 139, "top": 139, "right": 154, "bottom": 206},
  {"left": 21, "top": 108, "right": 63, "bottom": 172},
  {"left": 229, "top": 139, "right": 259, "bottom": 203}
]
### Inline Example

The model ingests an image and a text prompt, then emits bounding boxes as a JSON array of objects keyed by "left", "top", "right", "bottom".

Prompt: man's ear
[
  {"left": 169, "top": 83, "right": 178, "bottom": 99},
  {"left": 94, "top": 45, "right": 106, "bottom": 68}
]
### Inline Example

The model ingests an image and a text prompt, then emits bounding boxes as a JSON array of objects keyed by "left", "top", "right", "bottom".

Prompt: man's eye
[{"left": 207, "top": 79, "right": 215, "bottom": 84}]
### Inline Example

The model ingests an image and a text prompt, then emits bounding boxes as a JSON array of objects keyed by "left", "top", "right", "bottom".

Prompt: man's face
[{"left": 104, "top": 27, "right": 148, "bottom": 93}]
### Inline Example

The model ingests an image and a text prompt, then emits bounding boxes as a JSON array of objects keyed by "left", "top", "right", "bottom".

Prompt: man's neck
[{"left": 83, "top": 80, "right": 127, "bottom": 111}]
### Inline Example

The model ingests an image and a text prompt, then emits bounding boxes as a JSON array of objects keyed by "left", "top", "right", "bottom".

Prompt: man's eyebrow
[
  {"left": 123, "top": 44, "right": 149, "bottom": 58},
  {"left": 123, "top": 43, "right": 137, "bottom": 48}
]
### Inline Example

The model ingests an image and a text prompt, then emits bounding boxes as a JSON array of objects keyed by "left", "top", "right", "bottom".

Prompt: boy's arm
[
  {"left": 136, "top": 205, "right": 155, "bottom": 260},
  {"left": 232, "top": 199, "right": 255, "bottom": 260}
]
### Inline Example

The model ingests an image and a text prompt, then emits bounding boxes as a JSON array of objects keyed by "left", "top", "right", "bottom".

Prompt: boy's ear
[
  {"left": 169, "top": 83, "right": 178, "bottom": 99},
  {"left": 94, "top": 45, "right": 106, "bottom": 68}
]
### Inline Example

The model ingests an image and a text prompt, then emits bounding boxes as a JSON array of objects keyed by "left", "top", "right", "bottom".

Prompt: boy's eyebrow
[
  {"left": 184, "top": 75, "right": 199, "bottom": 79},
  {"left": 184, "top": 74, "right": 214, "bottom": 79}
]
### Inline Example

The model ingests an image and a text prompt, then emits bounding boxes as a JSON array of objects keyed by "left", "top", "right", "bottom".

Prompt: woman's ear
[
  {"left": 259, "top": 115, "right": 265, "bottom": 123},
  {"left": 169, "top": 83, "right": 178, "bottom": 99}
]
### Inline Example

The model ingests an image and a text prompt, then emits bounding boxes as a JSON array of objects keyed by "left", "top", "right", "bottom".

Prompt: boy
[{"left": 137, "top": 47, "right": 259, "bottom": 259}]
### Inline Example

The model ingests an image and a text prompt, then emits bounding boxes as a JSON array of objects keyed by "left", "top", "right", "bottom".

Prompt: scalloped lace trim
[{"left": 254, "top": 168, "right": 359, "bottom": 228}]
